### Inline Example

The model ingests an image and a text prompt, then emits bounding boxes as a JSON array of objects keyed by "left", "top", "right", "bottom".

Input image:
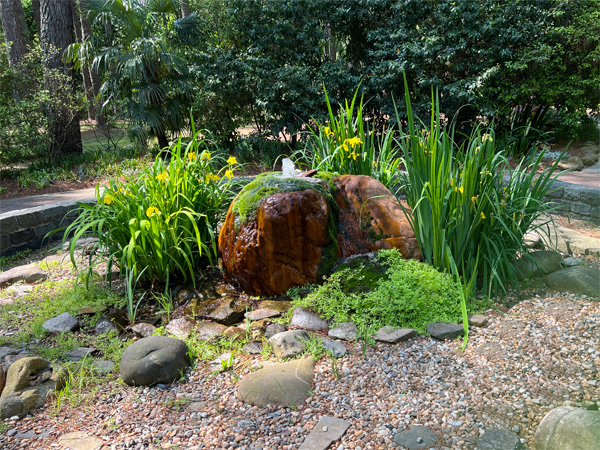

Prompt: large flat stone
[
  {"left": 290, "top": 307, "right": 328, "bottom": 331},
  {"left": 427, "top": 322, "right": 464, "bottom": 341},
  {"left": 478, "top": 429, "right": 525, "bottom": 450},
  {"left": 58, "top": 432, "right": 104, "bottom": 450},
  {"left": 328, "top": 322, "right": 357, "bottom": 341},
  {"left": 546, "top": 266, "right": 600, "bottom": 298},
  {"left": 321, "top": 337, "right": 346, "bottom": 357},
  {"left": 535, "top": 406, "right": 600, "bottom": 450},
  {"left": 0, "top": 263, "right": 47, "bottom": 288},
  {"left": 237, "top": 358, "right": 314, "bottom": 408},
  {"left": 42, "top": 313, "right": 79, "bottom": 333},
  {"left": 299, "top": 416, "right": 351, "bottom": 450},
  {"left": 392, "top": 426, "right": 439, "bottom": 449},
  {"left": 374, "top": 326, "right": 416, "bottom": 343}
]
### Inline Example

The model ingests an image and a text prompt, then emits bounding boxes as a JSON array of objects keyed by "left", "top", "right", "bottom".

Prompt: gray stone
[
  {"left": 269, "top": 330, "right": 310, "bottom": 359},
  {"left": 165, "top": 317, "right": 195, "bottom": 340},
  {"left": 66, "top": 347, "right": 97, "bottom": 362},
  {"left": 299, "top": 416, "right": 351, "bottom": 450},
  {"left": 516, "top": 250, "right": 563, "bottom": 279},
  {"left": 477, "top": 429, "right": 526, "bottom": 450},
  {"left": 535, "top": 406, "right": 600, "bottom": 450},
  {"left": 321, "top": 337, "right": 347, "bottom": 357},
  {"left": 3, "top": 354, "right": 28, "bottom": 370},
  {"left": 0, "top": 365, "right": 4, "bottom": 396},
  {"left": 42, "top": 313, "right": 79, "bottom": 333},
  {"left": 91, "top": 360, "right": 114, "bottom": 375},
  {"left": 58, "top": 432, "right": 104, "bottom": 450},
  {"left": 0, "top": 263, "right": 47, "bottom": 288},
  {"left": 392, "top": 426, "right": 439, "bottom": 449},
  {"left": 0, "top": 347, "right": 20, "bottom": 361},
  {"left": 264, "top": 323, "right": 286, "bottom": 339},
  {"left": 0, "top": 357, "right": 65, "bottom": 419},
  {"left": 290, "top": 306, "right": 328, "bottom": 331},
  {"left": 210, "top": 352, "right": 234, "bottom": 372},
  {"left": 95, "top": 316, "right": 117, "bottom": 334},
  {"left": 374, "top": 326, "right": 417, "bottom": 344},
  {"left": 427, "top": 322, "right": 464, "bottom": 341},
  {"left": 206, "top": 297, "right": 248, "bottom": 326},
  {"left": 468, "top": 314, "right": 488, "bottom": 327},
  {"left": 195, "top": 321, "right": 227, "bottom": 341},
  {"left": 581, "top": 153, "right": 599, "bottom": 167},
  {"left": 546, "top": 266, "right": 600, "bottom": 298},
  {"left": 237, "top": 358, "right": 314, "bottom": 408},
  {"left": 243, "top": 341, "right": 263, "bottom": 355},
  {"left": 559, "top": 156, "right": 584, "bottom": 171},
  {"left": 328, "top": 322, "right": 358, "bottom": 341},
  {"left": 131, "top": 322, "right": 157, "bottom": 338},
  {"left": 119, "top": 336, "right": 190, "bottom": 386},
  {"left": 563, "top": 256, "right": 584, "bottom": 267},
  {"left": 245, "top": 308, "right": 280, "bottom": 321}
]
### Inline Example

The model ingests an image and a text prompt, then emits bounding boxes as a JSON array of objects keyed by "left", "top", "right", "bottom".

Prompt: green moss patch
[
  {"left": 289, "top": 249, "right": 466, "bottom": 338},
  {"left": 230, "top": 172, "right": 338, "bottom": 227}
]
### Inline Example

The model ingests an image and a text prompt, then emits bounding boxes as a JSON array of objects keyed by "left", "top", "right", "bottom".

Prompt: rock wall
[
  {"left": 0, "top": 201, "right": 93, "bottom": 257},
  {"left": 546, "top": 180, "right": 600, "bottom": 224}
]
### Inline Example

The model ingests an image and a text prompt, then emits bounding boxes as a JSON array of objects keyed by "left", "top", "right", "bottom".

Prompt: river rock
[
  {"left": 0, "top": 357, "right": 65, "bottom": 419},
  {"left": 95, "top": 316, "right": 117, "bottom": 334},
  {"left": 328, "top": 322, "right": 358, "bottom": 341},
  {"left": 468, "top": 314, "right": 488, "bottom": 327},
  {"left": 66, "top": 347, "right": 96, "bottom": 362},
  {"left": 165, "top": 317, "right": 195, "bottom": 340},
  {"left": 427, "top": 322, "right": 464, "bottom": 340},
  {"left": 516, "top": 250, "right": 563, "bottom": 278},
  {"left": 245, "top": 308, "right": 280, "bottom": 321},
  {"left": 195, "top": 321, "right": 227, "bottom": 341},
  {"left": 264, "top": 323, "right": 286, "bottom": 339},
  {"left": 392, "top": 426, "right": 439, "bottom": 449},
  {"left": 290, "top": 307, "right": 328, "bottom": 331},
  {"left": 321, "top": 337, "right": 346, "bottom": 357},
  {"left": 563, "top": 256, "right": 583, "bottom": 267},
  {"left": 218, "top": 173, "right": 420, "bottom": 296},
  {"left": 119, "top": 336, "right": 190, "bottom": 386},
  {"left": 546, "top": 266, "right": 600, "bottom": 298},
  {"left": 535, "top": 406, "right": 600, "bottom": 450},
  {"left": 206, "top": 297, "right": 248, "bottom": 326},
  {"left": 477, "top": 429, "right": 526, "bottom": 450},
  {"left": 258, "top": 299, "right": 293, "bottom": 313},
  {"left": 42, "top": 313, "right": 79, "bottom": 333},
  {"left": 558, "top": 156, "right": 584, "bottom": 171},
  {"left": 373, "top": 326, "right": 417, "bottom": 343},
  {"left": 237, "top": 358, "right": 315, "bottom": 407},
  {"left": 131, "top": 322, "right": 157, "bottom": 338},
  {"left": 0, "top": 263, "right": 47, "bottom": 288},
  {"left": 269, "top": 330, "right": 310, "bottom": 359},
  {"left": 299, "top": 416, "right": 351, "bottom": 450}
]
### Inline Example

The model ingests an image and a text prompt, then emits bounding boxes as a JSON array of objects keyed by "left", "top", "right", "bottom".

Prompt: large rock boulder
[
  {"left": 0, "top": 357, "right": 65, "bottom": 419},
  {"left": 120, "top": 336, "right": 190, "bottom": 386},
  {"left": 535, "top": 406, "right": 600, "bottom": 450},
  {"left": 237, "top": 358, "right": 315, "bottom": 407},
  {"left": 546, "top": 266, "right": 600, "bottom": 298},
  {"left": 515, "top": 250, "right": 562, "bottom": 279},
  {"left": 218, "top": 173, "right": 420, "bottom": 296}
]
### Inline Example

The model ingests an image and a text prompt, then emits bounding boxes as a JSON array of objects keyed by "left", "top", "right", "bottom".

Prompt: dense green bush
[
  {"left": 397, "top": 77, "right": 564, "bottom": 299},
  {"left": 290, "top": 249, "right": 464, "bottom": 338},
  {"left": 64, "top": 125, "right": 237, "bottom": 290}
]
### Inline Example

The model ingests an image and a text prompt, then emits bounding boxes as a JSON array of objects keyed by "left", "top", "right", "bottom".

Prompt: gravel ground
[{"left": 1, "top": 289, "right": 599, "bottom": 450}]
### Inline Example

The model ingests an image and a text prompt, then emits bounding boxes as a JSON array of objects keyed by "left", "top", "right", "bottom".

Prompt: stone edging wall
[
  {"left": 0, "top": 200, "right": 94, "bottom": 257},
  {"left": 546, "top": 180, "right": 600, "bottom": 224}
]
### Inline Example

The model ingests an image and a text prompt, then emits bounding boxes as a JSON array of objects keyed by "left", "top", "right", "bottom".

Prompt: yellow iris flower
[
  {"left": 104, "top": 195, "right": 114, "bottom": 205},
  {"left": 156, "top": 171, "right": 168, "bottom": 182},
  {"left": 480, "top": 212, "right": 486, "bottom": 220},
  {"left": 224, "top": 169, "right": 234, "bottom": 179},
  {"left": 201, "top": 152, "right": 211, "bottom": 161},
  {"left": 146, "top": 206, "right": 160, "bottom": 217},
  {"left": 227, "top": 156, "right": 237, "bottom": 165},
  {"left": 187, "top": 152, "right": 197, "bottom": 162}
]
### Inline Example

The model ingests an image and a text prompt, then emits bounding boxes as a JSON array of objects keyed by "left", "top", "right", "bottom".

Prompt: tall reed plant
[
  {"left": 63, "top": 121, "right": 237, "bottom": 292},
  {"left": 396, "top": 76, "right": 564, "bottom": 299},
  {"left": 295, "top": 86, "right": 401, "bottom": 189}
]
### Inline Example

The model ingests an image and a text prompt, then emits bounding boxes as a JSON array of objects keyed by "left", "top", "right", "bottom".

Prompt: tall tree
[
  {"left": 0, "top": 0, "right": 32, "bottom": 66},
  {"left": 71, "top": 0, "right": 96, "bottom": 120},
  {"left": 180, "top": 0, "right": 191, "bottom": 18},
  {"left": 31, "top": 0, "right": 41, "bottom": 37},
  {"left": 40, "top": 0, "right": 82, "bottom": 156}
]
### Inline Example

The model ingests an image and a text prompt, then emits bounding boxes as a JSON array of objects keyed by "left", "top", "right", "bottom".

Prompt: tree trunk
[
  {"left": 0, "top": 0, "right": 32, "bottom": 66},
  {"left": 40, "top": 0, "right": 83, "bottom": 156},
  {"left": 71, "top": 0, "right": 95, "bottom": 121},
  {"left": 157, "top": 130, "right": 169, "bottom": 151},
  {"left": 180, "top": 0, "right": 191, "bottom": 18},
  {"left": 32, "top": 0, "right": 41, "bottom": 38},
  {"left": 79, "top": 0, "right": 103, "bottom": 125}
]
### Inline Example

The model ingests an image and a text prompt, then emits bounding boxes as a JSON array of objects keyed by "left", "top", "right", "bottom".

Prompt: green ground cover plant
[
  {"left": 396, "top": 77, "right": 565, "bottom": 299},
  {"left": 290, "top": 249, "right": 465, "bottom": 340},
  {"left": 294, "top": 87, "right": 401, "bottom": 189},
  {"left": 64, "top": 124, "right": 237, "bottom": 295}
]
